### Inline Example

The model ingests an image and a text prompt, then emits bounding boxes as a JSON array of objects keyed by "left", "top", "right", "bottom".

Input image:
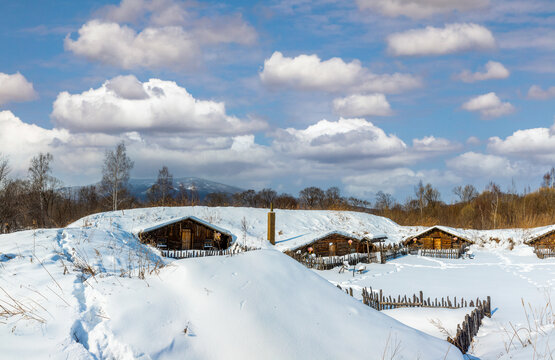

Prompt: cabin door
[
  {"left": 181, "top": 229, "right": 192, "bottom": 250},
  {"left": 433, "top": 238, "right": 442, "bottom": 250},
  {"left": 329, "top": 243, "right": 336, "bottom": 256}
]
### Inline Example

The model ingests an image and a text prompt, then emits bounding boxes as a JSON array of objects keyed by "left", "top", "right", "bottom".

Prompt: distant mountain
[
  {"left": 65, "top": 177, "right": 244, "bottom": 202},
  {"left": 127, "top": 177, "right": 244, "bottom": 201}
]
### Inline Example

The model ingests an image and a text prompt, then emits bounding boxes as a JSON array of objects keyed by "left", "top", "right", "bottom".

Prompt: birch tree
[{"left": 101, "top": 142, "right": 134, "bottom": 211}]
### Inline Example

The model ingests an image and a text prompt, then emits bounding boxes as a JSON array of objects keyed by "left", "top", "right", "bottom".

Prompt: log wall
[
  {"left": 140, "top": 219, "right": 232, "bottom": 251},
  {"left": 295, "top": 234, "right": 374, "bottom": 257}
]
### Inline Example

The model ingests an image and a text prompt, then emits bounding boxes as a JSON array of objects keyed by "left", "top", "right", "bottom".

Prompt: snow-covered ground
[
  {"left": 0, "top": 225, "right": 459, "bottom": 359},
  {"left": 2, "top": 206, "right": 555, "bottom": 359},
  {"left": 319, "top": 245, "right": 555, "bottom": 359}
]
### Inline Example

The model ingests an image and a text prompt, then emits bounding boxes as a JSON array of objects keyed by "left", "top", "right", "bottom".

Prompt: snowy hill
[
  {"left": 0, "top": 219, "right": 461, "bottom": 360},
  {"left": 70, "top": 206, "right": 408, "bottom": 250}
]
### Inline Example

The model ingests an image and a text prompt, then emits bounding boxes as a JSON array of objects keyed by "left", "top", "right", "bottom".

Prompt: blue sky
[{"left": 0, "top": 0, "right": 554, "bottom": 203}]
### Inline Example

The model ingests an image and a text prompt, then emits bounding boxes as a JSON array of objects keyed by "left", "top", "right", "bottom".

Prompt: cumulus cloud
[
  {"left": 260, "top": 52, "right": 421, "bottom": 94},
  {"left": 527, "top": 85, "right": 555, "bottom": 100},
  {"left": 0, "top": 110, "right": 279, "bottom": 184},
  {"left": 456, "top": 61, "right": 510, "bottom": 82},
  {"left": 65, "top": 20, "right": 200, "bottom": 69},
  {"left": 332, "top": 94, "right": 393, "bottom": 117},
  {"left": 272, "top": 118, "right": 407, "bottom": 165},
  {"left": 51, "top": 77, "right": 267, "bottom": 134},
  {"left": 387, "top": 23, "right": 495, "bottom": 56},
  {"left": 66, "top": 0, "right": 257, "bottom": 69},
  {"left": 446, "top": 152, "right": 520, "bottom": 177},
  {"left": 487, "top": 124, "right": 555, "bottom": 163},
  {"left": 105, "top": 75, "right": 149, "bottom": 99},
  {"left": 0, "top": 72, "right": 37, "bottom": 105},
  {"left": 272, "top": 118, "right": 457, "bottom": 169},
  {"left": 356, "top": 0, "right": 488, "bottom": 19},
  {"left": 461, "top": 92, "right": 515, "bottom": 118}
]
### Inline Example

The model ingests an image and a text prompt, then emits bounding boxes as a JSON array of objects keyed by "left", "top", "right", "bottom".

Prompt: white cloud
[
  {"left": 446, "top": 152, "right": 520, "bottom": 177},
  {"left": 100, "top": 0, "right": 147, "bottom": 23},
  {"left": 51, "top": 77, "right": 267, "bottom": 135},
  {"left": 332, "top": 94, "right": 393, "bottom": 117},
  {"left": 0, "top": 110, "right": 279, "bottom": 185},
  {"left": 66, "top": 1, "right": 256, "bottom": 69},
  {"left": 356, "top": 0, "right": 488, "bottom": 19},
  {"left": 461, "top": 92, "right": 515, "bottom": 118},
  {"left": 412, "top": 136, "right": 460, "bottom": 152},
  {"left": 0, "top": 72, "right": 37, "bottom": 105},
  {"left": 65, "top": 20, "right": 200, "bottom": 69},
  {"left": 527, "top": 85, "right": 555, "bottom": 100},
  {"left": 487, "top": 124, "right": 555, "bottom": 163},
  {"left": 272, "top": 118, "right": 457, "bottom": 169},
  {"left": 387, "top": 23, "right": 495, "bottom": 56},
  {"left": 456, "top": 61, "right": 509, "bottom": 82},
  {"left": 343, "top": 168, "right": 460, "bottom": 195},
  {"left": 260, "top": 51, "right": 421, "bottom": 94},
  {"left": 272, "top": 118, "right": 407, "bottom": 165},
  {"left": 105, "top": 75, "right": 149, "bottom": 99},
  {"left": 466, "top": 136, "right": 481, "bottom": 145}
]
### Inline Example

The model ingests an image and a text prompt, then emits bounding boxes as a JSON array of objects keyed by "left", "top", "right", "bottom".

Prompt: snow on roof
[
  {"left": 523, "top": 224, "right": 555, "bottom": 244},
  {"left": 404, "top": 225, "right": 475, "bottom": 244},
  {"left": 139, "top": 215, "right": 234, "bottom": 238},
  {"left": 69, "top": 206, "right": 403, "bottom": 251}
]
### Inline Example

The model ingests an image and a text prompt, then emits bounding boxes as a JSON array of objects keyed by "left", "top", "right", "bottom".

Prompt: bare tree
[
  {"left": 0, "top": 154, "right": 9, "bottom": 188},
  {"left": 299, "top": 187, "right": 325, "bottom": 209},
  {"left": 149, "top": 165, "right": 173, "bottom": 205},
  {"left": 101, "top": 142, "right": 134, "bottom": 211},
  {"left": 453, "top": 185, "right": 478, "bottom": 203},
  {"left": 28, "top": 153, "right": 58, "bottom": 226},
  {"left": 375, "top": 191, "right": 394, "bottom": 211}
]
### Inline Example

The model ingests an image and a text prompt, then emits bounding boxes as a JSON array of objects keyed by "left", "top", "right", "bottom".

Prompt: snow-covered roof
[
  {"left": 523, "top": 224, "right": 555, "bottom": 244},
  {"left": 403, "top": 225, "right": 475, "bottom": 244},
  {"left": 139, "top": 215, "right": 235, "bottom": 239}
]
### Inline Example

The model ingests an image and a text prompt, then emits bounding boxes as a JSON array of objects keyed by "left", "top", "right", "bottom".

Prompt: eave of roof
[
  {"left": 403, "top": 225, "right": 474, "bottom": 244},
  {"left": 138, "top": 215, "right": 234, "bottom": 238}
]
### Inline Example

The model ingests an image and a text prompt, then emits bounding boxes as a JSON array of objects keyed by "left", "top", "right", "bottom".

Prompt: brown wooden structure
[
  {"left": 527, "top": 228, "right": 555, "bottom": 248},
  {"left": 139, "top": 216, "right": 233, "bottom": 251},
  {"left": 527, "top": 228, "right": 555, "bottom": 258},
  {"left": 404, "top": 226, "right": 473, "bottom": 250},
  {"left": 293, "top": 232, "right": 377, "bottom": 257}
]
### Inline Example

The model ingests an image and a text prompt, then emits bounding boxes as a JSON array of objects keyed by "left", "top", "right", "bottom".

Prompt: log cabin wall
[
  {"left": 408, "top": 229, "right": 470, "bottom": 250},
  {"left": 530, "top": 231, "right": 555, "bottom": 248},
  {"left": 296, "top": 234, "right": 374, "bottom": 257},
  {"left": 140, "top": 219, "right": 232, "bottom": 251}
]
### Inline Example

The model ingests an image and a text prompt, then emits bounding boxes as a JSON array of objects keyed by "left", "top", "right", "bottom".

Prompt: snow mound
[
  {"left": 69, "top": 206, "right": 405, "bottom": 250},
  {"left": 0, "top": 225, "right": 462, "bottom": 359}
]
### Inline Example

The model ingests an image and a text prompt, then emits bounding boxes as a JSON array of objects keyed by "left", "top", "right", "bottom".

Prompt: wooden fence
[
  {"left": 161, "top": 245, "right": 256, "bottom": 259},
  {"left": 287, "top": 252, "right": 379, "bottom": 270},
  {"left": 535, "top": 247, "right": 555, "bottom": 259},
  {"left": 357, "top": 286, "right": 490, "bottom": 312},
  {"left": 448, "top": 297, "right": 492, "bottom": 354},
  {"left": 338, "top": 285, "right": 491, "bottom": 354},
  {"left": 380, "top": 247, "right": 408, "bottom": 263},
  {"left": 419, "top": 248, "right": 463, "bottom": 259}
]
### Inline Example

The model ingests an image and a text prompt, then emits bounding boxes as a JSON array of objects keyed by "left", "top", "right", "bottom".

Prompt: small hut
[
  {"left": 404, "top": 226, "right": 473, "bottom": 250},
  {"left": 526, "top": 227, "right": 555, "bottom": 258},
  {"left": 138, "top": 216, "right": 233, "bottom": 251},
  {"left": 292, "top": 231, "right": 383, "bottom": 257}
]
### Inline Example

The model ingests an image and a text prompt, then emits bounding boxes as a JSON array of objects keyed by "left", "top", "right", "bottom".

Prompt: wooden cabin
[
  {"left": 293, "top": 232, "right": 378, "bottom": 257},
  {"left": 527, "top": 228, "right": 555, "bottom": 259},
  {"left": 139, "top": 216, "right": 233, "bottom": 251},
  {"left": 527, "top": 228, "right": 555, "bottom": 249},
  {"left": 404, "top": 226, "right": 473, "bottom": 250}
]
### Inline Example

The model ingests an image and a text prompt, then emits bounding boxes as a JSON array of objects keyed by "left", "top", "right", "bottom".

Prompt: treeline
[{"left": 1, "top": 143, "right": 555, "bottom": 232}]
